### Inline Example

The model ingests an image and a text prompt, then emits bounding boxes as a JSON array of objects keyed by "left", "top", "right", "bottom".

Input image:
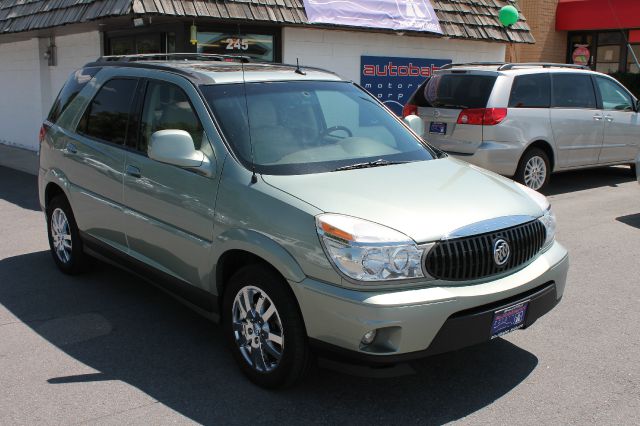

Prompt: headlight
[
  {"left": 316, "top": 214, "right": 426, "bottom": 282},
  {"left": 539, "top": 207, "right": 556, "bottom": 248},
  {"left": 516, "top": 182, "right": 556, "bottom": 248}
]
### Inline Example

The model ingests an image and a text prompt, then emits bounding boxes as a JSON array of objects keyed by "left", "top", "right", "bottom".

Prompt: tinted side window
[
  {"left": 594, "top": 77, "right": 634, "bottom": 111},
  {"left": 552, "top": 74, "right": 597, "bottom": 109},
  {"left": 48, "top": 67, "right": 101, "bottom": 123},
  {"left": 78, "top": 79, "right": 138, "bottom": 144},
  {"left": 508, "top": 74, "right": 550, "bottom": 108},
  {"left": 139, "top": 81, "right": 204, "bottom": 152}
]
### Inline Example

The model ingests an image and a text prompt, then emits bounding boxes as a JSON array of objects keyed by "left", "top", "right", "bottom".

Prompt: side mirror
[
  {"left": 148, "top": 130, "right": 214, "bottom": 177},
  {"left": 149, "top": 129, "right": 204, "bottom": 167},
  {"left": 403, "top": 114, "right": 424, "bottom": 136}
]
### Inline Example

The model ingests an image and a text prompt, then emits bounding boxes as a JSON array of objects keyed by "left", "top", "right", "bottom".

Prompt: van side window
[
  {"left": 139, "top": 81, "right": 204, "bottom": 153},
  {"left": 508, "top": 74, "right": 550, "bottom": 108},
  {"left": 78, "top": 78, "right": 138, "bottom": 145},
  {"left": 551, "top": 74, "right": 597, "bottom": 109},
  {"left": 594, "top": 77, "right": 634, "bottom": 111}
]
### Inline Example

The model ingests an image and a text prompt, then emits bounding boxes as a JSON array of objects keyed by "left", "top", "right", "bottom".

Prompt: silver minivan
[
  {"left": 39, "top": 55, "right": 569, "bottom": 388},
  {"left": 403, "top": 63, "right": 640, "bottom": 190}
]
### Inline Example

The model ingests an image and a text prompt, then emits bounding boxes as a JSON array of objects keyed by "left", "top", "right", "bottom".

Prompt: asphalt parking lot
[{"left": 1, "top": 165, "right": 639, "bottom": 425}]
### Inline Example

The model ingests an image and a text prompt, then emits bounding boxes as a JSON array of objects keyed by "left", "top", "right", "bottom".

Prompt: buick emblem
[
  {"left": 434, "top": 109, "right": 441, "bottom": 118},
  {"left": 493, "top": 239, "right": 510, "bottom": 266}
]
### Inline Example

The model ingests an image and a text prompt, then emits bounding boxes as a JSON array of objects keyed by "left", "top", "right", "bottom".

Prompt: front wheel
[
  {"left": 223, "top": 264, "right": 312, "bottom": 389},
  {"left": 515, "top": 148, "right": 551, "bottom": 191}
]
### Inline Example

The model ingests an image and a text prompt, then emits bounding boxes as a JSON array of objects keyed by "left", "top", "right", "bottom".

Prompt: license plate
[
  {"left": 429, "top": 122, "right": 447, "bottom": 135},
  {"left": 490, "top": 301, "right": 529, "bottom": 339}
]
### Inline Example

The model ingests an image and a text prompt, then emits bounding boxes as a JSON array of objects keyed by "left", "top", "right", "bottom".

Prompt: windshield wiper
[{"left": 332, "top": 159, "right": 410, "bottom": 172}]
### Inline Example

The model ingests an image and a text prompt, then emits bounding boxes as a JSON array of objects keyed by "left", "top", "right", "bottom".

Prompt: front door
[
  {"left": 550, "top": 73, "right": 604, "bottom": 168},
  {"left": 122, "top": 76, "right": 218, "bottom": 289},
  {"left": 593, "top": 75, "right": 640, "bottom": 163}
]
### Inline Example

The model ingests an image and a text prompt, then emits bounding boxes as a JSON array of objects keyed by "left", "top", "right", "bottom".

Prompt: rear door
[
  {"left": 550, "top": 73, "right": 604, "bottom": 168},
  {"left": 417, "top": 72, "right": 497, "bottom": 153},
  {"left": 62, "top": 75, "right": 139, "bottom": 251},
  {"left": 122, "top": 75, "right": 218, "bottom": 289},
  {"left": 593, "top": 75, "right": 640, "bottom": 163}
]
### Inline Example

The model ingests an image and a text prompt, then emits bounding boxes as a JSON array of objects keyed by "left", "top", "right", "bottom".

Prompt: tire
[
  {"left": 223, "top": 264, "right": 312, "bottom": 389},
  {"left": 46, "top": 195, "right": 87, "bottom": 275},
  {"left": 515, "top": 147, "right": 551, "bottom": 191}
]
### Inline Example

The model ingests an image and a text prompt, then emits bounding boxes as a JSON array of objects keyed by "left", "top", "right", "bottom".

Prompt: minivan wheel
[
  {"left": 46, "top": 195, "right": 86, "bottom": 274},
  {"left": 516, "top": 148, "right": 550, "bottom": 191},
  {"left": 223, "top": 264, "right": 312, "bottom": 389}
]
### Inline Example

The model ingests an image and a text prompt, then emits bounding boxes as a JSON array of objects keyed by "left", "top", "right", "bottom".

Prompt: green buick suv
[{"left": 38, "top": 54, "right": 569, "bottom": 388}]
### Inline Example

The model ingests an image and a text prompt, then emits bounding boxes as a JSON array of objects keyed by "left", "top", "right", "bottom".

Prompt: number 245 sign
[{"left": 225, "top": 38, "right": 249, "bottom": 51}]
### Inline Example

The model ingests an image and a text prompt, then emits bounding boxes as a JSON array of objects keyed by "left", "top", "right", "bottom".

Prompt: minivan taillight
[
  {"left": 39, "top": 124, "right": 47, "bottom": 144},
  {"left": 457, "top": 108, "right": 507, "bottom": 126},
  {"left": 402, "top": 103, "right": 418, "bottom": 118}
]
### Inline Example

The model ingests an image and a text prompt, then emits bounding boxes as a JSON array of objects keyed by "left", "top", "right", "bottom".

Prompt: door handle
[
  {"left": 126, "top": 165, "right": 141, "bottom": 178},
  {"left": 65, "top": 143, "right": 77, "bottom": 154},
  {"left": 604, "top": 115, "right": 614, "bottom": 122},
  {"left": 593, "top": 114, "right": 603, "bottom": 121}
]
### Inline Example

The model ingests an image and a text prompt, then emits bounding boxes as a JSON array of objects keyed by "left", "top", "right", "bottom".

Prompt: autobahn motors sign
[{"left": 361, "top": 55, "right": 451, "bottom": 115}]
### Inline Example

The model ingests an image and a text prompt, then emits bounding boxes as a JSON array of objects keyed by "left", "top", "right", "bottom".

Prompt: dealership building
[
  {"left": 511, "top": 0, "right": 640, "bottom": 73},
  {"left": 0, "top": 0, "right": 534, "bottom": 172}
]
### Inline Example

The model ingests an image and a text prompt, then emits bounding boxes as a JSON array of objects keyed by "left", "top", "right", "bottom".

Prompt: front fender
[{"left": 213, "top": 228, "right": 307, "bottom": 284}]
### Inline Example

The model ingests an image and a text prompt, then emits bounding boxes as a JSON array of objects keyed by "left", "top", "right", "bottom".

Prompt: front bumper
[
  {"left": 449, "top": 141, "right": 524, "bottom": 177},
  {"left": 291, "top": 241, "right": 568, "bottom": 363}
]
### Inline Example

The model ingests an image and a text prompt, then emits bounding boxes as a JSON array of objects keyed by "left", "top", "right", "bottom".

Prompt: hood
[{"left": 262, "top": 158, "right": 543, "bottom": 243}]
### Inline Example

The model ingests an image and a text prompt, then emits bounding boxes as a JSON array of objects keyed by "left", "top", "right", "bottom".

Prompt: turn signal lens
[{"left": 402, "top": 103, "right": 418, "bottom": 118}]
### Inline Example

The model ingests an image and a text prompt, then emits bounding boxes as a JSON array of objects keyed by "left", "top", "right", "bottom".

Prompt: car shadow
[
  {"left": 616, "top": 213, "right": 640, "bottom": 230},
  {"left": 0, "top": 250, "right": 538, "bottom": 424},
  {"left": 0, "top": 166, "right": 40, "bottom": 211},
  {"left": 543, "top": 166, "right": 635, "bottom": 196}
]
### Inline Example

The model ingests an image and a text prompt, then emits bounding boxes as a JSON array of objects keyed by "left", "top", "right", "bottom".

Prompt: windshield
[
  {"left": 424, "top": 74, "right": 497, "bottom": 109},
  {"left": 201, "top": 81, "right": 434, "bottom": 175}
]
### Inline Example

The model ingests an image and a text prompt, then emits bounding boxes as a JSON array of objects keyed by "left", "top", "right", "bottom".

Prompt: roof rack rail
[
  {"left": 95, "top": 53, "right": 251, "bottom": 63},
  {"left": 498, "top": 62, "right": 589, "bottom": 71},
  {"left": 440, "top": 62, "right": 506, "bottom": 70}
]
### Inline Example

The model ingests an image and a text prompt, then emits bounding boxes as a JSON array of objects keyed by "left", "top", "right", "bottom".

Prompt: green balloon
[{"left": 499, "top": 5, "right": 519, "bottom": 27}]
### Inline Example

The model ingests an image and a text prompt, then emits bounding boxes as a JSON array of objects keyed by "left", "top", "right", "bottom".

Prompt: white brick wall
[
  {"left": 282, "top": 27, "right": 506, "bottom": 82},
  {"left": 0, "top": 30, "right": 101, "bottom": 151}
]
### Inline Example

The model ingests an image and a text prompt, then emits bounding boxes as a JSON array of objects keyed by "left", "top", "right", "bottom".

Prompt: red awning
[{"left": 556, "top": 0, "right": 640, "bottom": 31}]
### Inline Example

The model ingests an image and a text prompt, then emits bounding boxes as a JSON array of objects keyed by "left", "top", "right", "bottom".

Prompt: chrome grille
[{"left": 425, "top": 219, "right": 546, "bottom": 281}]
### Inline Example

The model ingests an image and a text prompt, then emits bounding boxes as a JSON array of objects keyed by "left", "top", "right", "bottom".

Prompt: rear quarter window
[
  {"left": 424, "top": 74, "right": 497, "bottom": 109},
  {"left": 508, "top": 74, "right": 551, "bottom": 108},
  {"left": 47, "top": 67, "right": 101, "bottom": 124}
]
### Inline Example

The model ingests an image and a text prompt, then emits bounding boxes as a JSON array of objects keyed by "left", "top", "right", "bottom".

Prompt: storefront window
[
  {"left": 596, "top": 45, "right": 621, "bottom": 73},
  {"left": 197, "top": 32, "right": 275, "bottom": 61},
  {"left": 109, "top": 34, "right": 162, "bottom": 55},
  {"left": 596, "top": 32, "right": 622, "bottom": 73},
  {"left": 627, "top": 45, "right": 640, "bottom": 73}
]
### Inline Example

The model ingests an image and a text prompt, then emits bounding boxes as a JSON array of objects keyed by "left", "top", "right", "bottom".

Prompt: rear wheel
[
  {"left": 516, "top": 148, "right": 551, "bottom": 191},
  {"left": 223, "top": 264, "right": 312, "bottom": 389},
  {"left": 46, "top": 195, "right": 87, "bottom": 274}
]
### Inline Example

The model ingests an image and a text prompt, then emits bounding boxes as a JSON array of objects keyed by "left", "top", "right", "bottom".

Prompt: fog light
[{"left": 361, "top": 330, "right": 377, "bottom": 346}]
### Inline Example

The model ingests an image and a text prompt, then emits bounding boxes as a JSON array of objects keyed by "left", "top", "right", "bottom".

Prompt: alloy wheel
[
  {"left": 231, "top": 285, "right": 284, "bottom": 373},
  {"left": 50, "top": 208, "right": 72, "bottom": 264},
  {"left": 524, "top": 156, "right": 547, "bottom": 191}
]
